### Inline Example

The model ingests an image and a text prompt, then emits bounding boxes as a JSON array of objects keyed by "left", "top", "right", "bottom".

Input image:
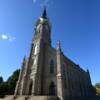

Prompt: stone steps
[
  {"left": 2, "top": 96, "right": 59, "bottom": 100},
  {"left": 2, "top": 95, "right": 100, "bottom": 100},
  {"left": 3, "top": 95, "right": 14, "bottom": 100}
]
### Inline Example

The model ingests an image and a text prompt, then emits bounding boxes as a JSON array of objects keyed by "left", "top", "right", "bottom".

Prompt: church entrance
[
  {"left": 28, "top": 81, "right": 33, "bottom": 95},
  {"left": 49, "top": 82, "right": 55, "bottom": 96}
]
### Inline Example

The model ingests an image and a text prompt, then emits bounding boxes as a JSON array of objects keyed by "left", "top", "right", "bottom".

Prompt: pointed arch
[
  {"left": 49, "top": 81, "right": 55, "bottom": 96},
  {"left": 28, "top": 80, "right": 33, "bottom": 95}
]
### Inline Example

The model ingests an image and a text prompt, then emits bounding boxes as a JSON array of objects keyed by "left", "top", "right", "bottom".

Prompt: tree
[
  {"left": 95, "top": 83, "right": 100, "bottom": 95},
  {"left": 0, "top": 69, "right": 20, "bottom": 97},
  {"left": 7, "top": 69, "right": 20, "bottom": 94},
  {"left": 95, "top": 83, "right": 100, "bottom": 88},
  {"left": 0, "top": 76, "right": 3, "bottom": 84},
  {"left": 0, "top": 82, "right": 9, "bottom": 97}
]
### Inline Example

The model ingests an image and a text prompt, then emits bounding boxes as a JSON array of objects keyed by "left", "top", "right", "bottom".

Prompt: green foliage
[
  {"left": 95, "top": 83, "right": 100, "bottom": 88},
  {"left": 0, "top": 82, "right": 8, "bottom": 95},
  {"left": 0, "top": 69, "right": 20, "bottom": 97},
  {"left": 7, "top": 69, "right": 20, "bottom": 94},
  {"left": 0, "top": 76, "right": 3, "bottom": 84},
  {"left": 96, "top": 88, "right": 100, "bottom": 95},
  {"left": 95, "top": 83, "right": 100, "bottom": 95}
]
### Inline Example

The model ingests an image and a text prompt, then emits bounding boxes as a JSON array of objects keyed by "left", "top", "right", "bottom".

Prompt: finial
[
  {"left": 56, "top": 40, "right": 61, "bottom": 51},
  {"left": 42, "top": 6, "right": 47, "bottom": 18},
  {"left": 87, "top": 68, "right": 89, "bottom": 73},
  {"left": 23, "top": 56, "right": 26, "bottom": 61}
]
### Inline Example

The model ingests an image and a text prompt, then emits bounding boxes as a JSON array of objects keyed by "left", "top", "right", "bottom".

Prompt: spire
[
  {"left": 42, "top": 6, "right": 47, "bottom": 19},
  {"left": 23, "top": 56, "right": 26, "bottom": 62},
  {"left": 87, "top": 68, "right": 90, "bottom": 73},
  {"left": 22, "top": 56, "right": 26, "bottom": 64}
]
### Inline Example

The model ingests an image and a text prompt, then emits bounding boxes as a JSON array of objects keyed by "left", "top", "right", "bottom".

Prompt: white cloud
[
  {"left": 1, "top": 34, "right": 8, "bottom": 40},
  {"left": 0, "top": 34, "right": 16, "bottom": 42}
]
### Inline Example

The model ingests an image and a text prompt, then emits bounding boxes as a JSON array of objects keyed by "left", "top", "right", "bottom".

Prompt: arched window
[
  {"left": 49, "top": 81, "right": 55, "bottom": 96},
  {"left": 50, "top": 60, "right": 54, "bottom": 74}
]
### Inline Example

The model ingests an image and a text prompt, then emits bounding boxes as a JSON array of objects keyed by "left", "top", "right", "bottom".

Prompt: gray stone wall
[
  {"left": 42, "top": 45, "right": 57, "bottom": 95},
  {"left": 61, "top": 54, "right": 93, "bottom": 99}
]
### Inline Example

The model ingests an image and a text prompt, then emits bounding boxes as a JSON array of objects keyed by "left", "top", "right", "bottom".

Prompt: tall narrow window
[{"left": 50, "top": 60, "right": 54, "bottom": 74}]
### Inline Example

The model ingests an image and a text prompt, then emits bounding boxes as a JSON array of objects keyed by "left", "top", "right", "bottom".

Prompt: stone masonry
[{"left": 14, "top": 8, "right": 94, "bottom": 100}]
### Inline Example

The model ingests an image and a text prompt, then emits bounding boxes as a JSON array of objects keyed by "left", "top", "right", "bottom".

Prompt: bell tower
[
  {"left": 33, "top": 7, "right": 51, "bottom": 45},
  {"left": 15, "top": 7, "right": 52, "bottom": 95},
  {"left": 28, "top": 7, "right": 52, "bottom": 95}
]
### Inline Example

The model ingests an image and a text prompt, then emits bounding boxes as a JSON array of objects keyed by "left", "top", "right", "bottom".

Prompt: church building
[{"left": 14, "top": 8, "right": 94, "bottom": 100}]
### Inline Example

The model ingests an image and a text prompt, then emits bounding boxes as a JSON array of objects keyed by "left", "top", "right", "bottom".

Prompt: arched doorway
[
  {"left": 49, "top": 82, "right": 55, "bottom": 96},
  {"left": 28, "top": 80, "right": 33, "bottom": 95}
]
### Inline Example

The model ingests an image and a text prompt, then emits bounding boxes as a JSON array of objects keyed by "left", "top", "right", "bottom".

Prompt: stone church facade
[{"left": 14, "top": 8, "right": 94, "bottom": 100}]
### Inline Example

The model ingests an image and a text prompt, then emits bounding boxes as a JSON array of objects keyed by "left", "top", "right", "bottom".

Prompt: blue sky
[{"left": 0, "top": 0, "right": 100, "bottom": 85}]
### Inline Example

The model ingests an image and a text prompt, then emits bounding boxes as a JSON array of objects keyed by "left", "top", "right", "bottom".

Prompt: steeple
[
  {"left": 33, "top": 7, "right": 51, "bottom": 45},
  {"left": 41, "top": 6, "right": 47, "bottom": 19}
]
